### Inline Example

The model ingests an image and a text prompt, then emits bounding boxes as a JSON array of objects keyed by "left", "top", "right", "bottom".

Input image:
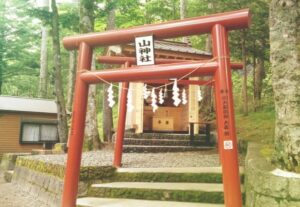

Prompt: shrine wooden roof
[
  {"left": 119, "top": 40, "right": 212, "bottom": 60},
  {"left": 153, "top": 40, "right": 211, "bottom": 56}
]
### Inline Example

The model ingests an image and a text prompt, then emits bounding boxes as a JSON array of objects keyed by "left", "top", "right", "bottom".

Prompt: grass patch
[
  {"left": 88, "top": 187, "right": 225, "bottom": 204},
  {"left": 260, "top": 147, "right": 275, "bottom": 160},
  {"left": 235, "top": 107, "right": 275, "bottom": 145},
  {"left": 113, "top": 172, "right": 223, "bottom": 183}
]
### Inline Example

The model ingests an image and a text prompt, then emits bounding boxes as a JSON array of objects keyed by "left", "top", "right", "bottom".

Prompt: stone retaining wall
[
  {"left": 0, "top": 153, "right": 31, "bottom": 171},
  {"left": 11, "top": 156, "right": 115, "bottom": 207},
  {"left": 13, "top": 166, "right": 64, "bottom": 206},
  {"left": 245, "top": 143, "right": 300, "bottom": 207}
]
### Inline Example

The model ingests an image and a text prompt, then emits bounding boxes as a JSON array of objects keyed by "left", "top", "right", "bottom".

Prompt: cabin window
[{"left": 20, "top": 122, "right": 58, "bottom": 144}]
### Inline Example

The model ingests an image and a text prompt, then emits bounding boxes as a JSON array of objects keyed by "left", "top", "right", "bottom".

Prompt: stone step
[
  {"left": 117, "top": 167, "right": 244, "bottom": 174},
  {"left": 123, "top": 138, "right": 209, "bottom": 146},
  {"left": 77, "top": 197, "right": 225, "bottom": 207},
  {"left": 123, "top": 145, "right": 215, "bottom": 153},
  {"left": 118, "top": 132, "right": 209, "bottom": 140},
  {"left": 113, "top": 167, "right": 244, "bottom": 183},
  {"left": 92, "top": 182, "right": 224, "bottom": 191},
  {"left": 88, "top": 182, "right": 225, "bottom": 203}
]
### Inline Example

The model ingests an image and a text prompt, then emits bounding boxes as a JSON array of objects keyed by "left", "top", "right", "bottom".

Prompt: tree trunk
[
  {"left": 270, "top": 0, "right": 300, "bottom": 172},
  {"left": 252, "top": 45, "right": 256, "bottom": 111},
  {"left": 66, "top": 51, "right": 77, "bottom": 113},
  {"left": 0, "top": 57, "right": 2, "bottom": 94},
  {"left": 254, "top": 56, "right": 265, "bottom": 111},
  {"left": 241, "top": 30, "right": 248, "bottom": 116},
  {"left": 0, "top": 41, "right": 3, "bottom": 95},
  {"left": 0, "top": 1, "right": 6, "bottom": 95},
  {"left": 51, "top": 0, "right": 68, "bottom": 143},
  {"left": 180, "top": 0, "right": 188, "bottom": 43},
  {"left": 38, "top": 25, "right": 48, "bottom": 98},
  {"left": 85, "top": 55, "right": 101, "bottom": 150},
  {"left": 80, "top": 0, "right": 102, "bottom": 150},
  {"left": 200, "top": 35, "right": 215, "bottom": 121},
  {"left": 102, "top": 6, "right": 115, "bottom": 143}
]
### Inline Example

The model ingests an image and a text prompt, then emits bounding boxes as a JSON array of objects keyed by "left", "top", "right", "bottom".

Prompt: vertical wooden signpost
[{"left": 61, "top": 9, "right": 250, "bottom": 207}]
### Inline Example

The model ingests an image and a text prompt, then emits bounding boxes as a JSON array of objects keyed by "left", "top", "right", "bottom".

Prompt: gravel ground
[
  {"left": 0, "top": 149, "right": 244, "bottom": 207},
  {"left": 23, "top": 148, "right": 244, "bottom": 167}
]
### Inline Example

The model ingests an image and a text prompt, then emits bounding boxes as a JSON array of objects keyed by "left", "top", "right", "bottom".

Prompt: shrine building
[{"left": 107, "top": 40, "right": 212, "bottom": 135}]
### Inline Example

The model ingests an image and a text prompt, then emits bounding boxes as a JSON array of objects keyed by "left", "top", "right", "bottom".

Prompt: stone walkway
[
  {"left": 23, "top": 148, "right": 237, "bottom": 168},
  {"left": 0, "top": 149, "right": 244, "bottom": 206}
]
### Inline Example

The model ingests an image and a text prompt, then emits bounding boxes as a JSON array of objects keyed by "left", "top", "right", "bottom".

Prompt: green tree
[
  {"left": 66, "top": 51, "right": 77, "bottom": 113},
  {"left": 102, "top": 0, "right": 116, "bottom": 143},
  {"left": 145, "top": 0, "right": 179, "bottom": 22},
  {"left": 51, "top": 0, "right": 68, "bottom": 143},
  {"left": 0, "top": 0, "right": 6, "bottom": 94},
  {"left": 80, "top": 0, "right": 102, "bottom": 150},
  {"left": 38, "top": 24, "right": 48, "bottom": 98},
  {"left": 1, "top": 0, "right": 42, "bottom": 97}
]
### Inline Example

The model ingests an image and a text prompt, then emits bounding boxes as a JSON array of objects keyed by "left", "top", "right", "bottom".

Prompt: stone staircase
[
  {"left": 77, "top": 167, "right": 244, "bottom": 207},
  {"left": 115, "top": 132, "right": 216, "bottom": 153}
]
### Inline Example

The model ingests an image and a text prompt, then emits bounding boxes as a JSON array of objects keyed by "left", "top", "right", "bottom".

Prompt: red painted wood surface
[
  {"left": 62, "top": 42, "right": 92, "bottom": 207},
  {"left": 212, "top": 24, "right": 242, "bottom": 207},
  {"left": 63, "top": 9, "right": 250, "bottom": 50},
  {"left": 113, "top": 62, "right": 130, "bottom": 167},
  {"left": 97, "top": 55, "right": 243, "bottom": 70}
]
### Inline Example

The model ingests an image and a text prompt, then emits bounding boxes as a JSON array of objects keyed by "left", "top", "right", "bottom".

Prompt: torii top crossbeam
[
  {"left": 61, "top": 9, "right": 250, "bottom": 207},
  {"left": 63, "top": 9, "right": 250, "bottom": 49}
]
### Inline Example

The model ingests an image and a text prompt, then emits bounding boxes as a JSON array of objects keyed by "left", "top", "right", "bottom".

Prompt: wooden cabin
[
  {"left": 0, "top": 96, "right": 58, "bottom": 159},
  {"left": 110, "top": 40, "right": 212, "bottom": 134}
]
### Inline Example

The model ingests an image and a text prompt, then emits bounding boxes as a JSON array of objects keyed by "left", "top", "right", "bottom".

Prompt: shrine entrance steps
[
  {"left": 114, "top": 132, "right": 216, "bottom": 153},
  {"left": 76, "top": 167, "right": 244, "bottom": 207}
]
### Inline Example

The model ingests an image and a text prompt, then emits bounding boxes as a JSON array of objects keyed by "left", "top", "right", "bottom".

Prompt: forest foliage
[
  {"left": 0, "top": 0, "right": 271, "bottom": 106},
  {"left": 0, "top": 0, "right": 272, "bottom": 137}
]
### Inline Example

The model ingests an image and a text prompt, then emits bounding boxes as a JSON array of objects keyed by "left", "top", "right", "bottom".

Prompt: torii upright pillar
[
  {"left": 62, "top": 42, "right": 92, "bottom": 207},
  {"left": 212, "top": 24, "right": 242, "bottom": 207},
  {"left": 113, "top": 62, "right": 131, "bottom": 167}
]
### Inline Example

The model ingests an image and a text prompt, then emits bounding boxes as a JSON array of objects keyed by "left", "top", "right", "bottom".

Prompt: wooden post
[
  {"left": 189, "top": 78, "right": 200, "bottom": 134},
  {"left": 113, "top": 62, "right": 131, "bottom": 167},
  {"left": 61, "top": 42, "right": 92, "bottom": 207},
  {"left": 212, "top": 24, "right": 242, "bottom": 207}
]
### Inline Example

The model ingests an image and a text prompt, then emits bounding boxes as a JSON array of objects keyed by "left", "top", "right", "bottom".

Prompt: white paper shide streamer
[
  {"left": 107, "top": 83, "right": 115, "bottom": 108},
  {"left": 182, "top": 88, "right": 187, "bottom": 105},
  {"left": 127, "top": 84, "right": 134, "bottom": 112},
  {"left": 151, "top": 88, "right": 158, "bottom": 112},
  {"left": 143, "top": 84, "right": 151, "bottom": 99},
  {"left": 198, "top": 87, "right": 203, "bottom": 102},
  {"left": 172, "top": 79, "right": 181, "bottom": 106},
  {"left": 158, "top": 88, "right": 164, "bottom": 104}
]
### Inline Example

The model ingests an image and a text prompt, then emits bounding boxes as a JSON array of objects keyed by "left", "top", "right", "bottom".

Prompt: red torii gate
[{"left": 61, "top": 9, "right": 250, "bottom": 207}]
